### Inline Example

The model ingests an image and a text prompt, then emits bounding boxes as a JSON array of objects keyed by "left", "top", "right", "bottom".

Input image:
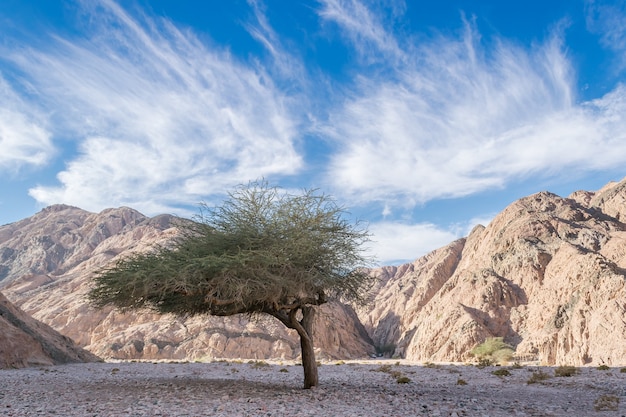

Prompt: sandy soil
[{"left": 1, "top": 361, "right": 625, "bottom": 416}]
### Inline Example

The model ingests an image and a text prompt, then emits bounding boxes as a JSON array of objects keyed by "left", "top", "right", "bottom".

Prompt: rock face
[
  {"left": 359, "top": 178, "right": 626, "bottom": 365},
  {"left": 0, "top": 205, "right": 374, "bottom": 361},
  {"left": 0, "top": 291, "right": 99, "bottom": 368},
  {"left": 2, "top": 178, "right": 626, "bottom": 366}
]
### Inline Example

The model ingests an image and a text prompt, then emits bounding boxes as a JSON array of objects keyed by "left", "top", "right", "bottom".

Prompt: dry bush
[
  {"left": 554, "top": 366, "right": 579, "bottom": 377},
  {"left": 594, "top": 394, "right": 619, "bottom": 411},
  {"left": 527, "top": 370, "right": 552, "bottom": 384}
]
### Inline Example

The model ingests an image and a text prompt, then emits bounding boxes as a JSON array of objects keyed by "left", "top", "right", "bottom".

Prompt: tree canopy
[{"left": 88, "top": 181, "right": 375, "bottom": 388}]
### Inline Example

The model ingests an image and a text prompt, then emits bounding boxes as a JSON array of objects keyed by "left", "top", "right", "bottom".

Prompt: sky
[{"left": 1, "top": 0, "right": 625, "bottom": 265}]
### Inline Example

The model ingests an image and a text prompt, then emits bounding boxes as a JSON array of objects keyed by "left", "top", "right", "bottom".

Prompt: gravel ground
[{"left": 1, "top": 361, "right": 625, "bottom": 416}]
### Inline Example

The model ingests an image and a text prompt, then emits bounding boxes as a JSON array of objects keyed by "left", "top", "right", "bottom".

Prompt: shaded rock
[{"left": 0, "top": 291, "right": 100, "bottom": 368}]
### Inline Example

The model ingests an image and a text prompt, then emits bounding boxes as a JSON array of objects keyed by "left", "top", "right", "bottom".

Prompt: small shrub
[
  {"left": 471, "top": 337, "right": 514, "bottom": 365},
  {"left": 511, "top": 362, "right": 523, "bottom": 369},
  {"left": 375, "top": 364, "right": 393, "bottom": 373},
  {"left": 492, "top": 369, "right": 511, "bottom": 377},
  {"left": 335, "top": 360, "right": 345, "bottom": 365},
  {"left": 527, "top": 371, "right": 551, "bottom": 384},
  {"left": 424, "top": 362, "right": 440, "bottom": 369},
  {"left": 456, "top": 378, "right": 467, "bottom": 385},
  {"left": 597, "top": 364, "right": 610, "bottom": 371},
  {"left": 396, "top": 376, "right": 411, "bottom": 384},
  {"left": 389, "top": 370, "right": 403, "bottom": 378},
  {"left": 279, "top": 368, "right": 289, "bottom": 373},
  {"left": 476, "top": 358, "right": 494, "bottom": 369},
  {"left": 554, "top": 366, "right": 579, "bottom": 377},
  {"left": 250, "top": 360, "right": 270, "bottom": 369},
  {"left": 620, "top": 367, "right": 626, "bottom": 373},
  {"left": 594, "top": 394, "right": 619, "bottom": 411}
]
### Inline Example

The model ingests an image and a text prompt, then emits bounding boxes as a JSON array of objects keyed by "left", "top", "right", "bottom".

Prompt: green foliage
[
  {"left": 597, "top": 364, "right": 610, "bottom": 371},
  {"left": 554, "top": 366, "right": 579, "bottom": 377},
  {"left": 470, "top": 337, "right": 514, "bottom": 365},
  {"left": 620, "top": 367, "right": 626, "bottom": 373},
  {"left": 456, "top": 378, "right": 467, "bottom": 385},
  {"left": 396, "top": 376, "right": 411, "bottom": 384},
  {"left": 88, "top": 181, "right": 374, "bottom": 316}
]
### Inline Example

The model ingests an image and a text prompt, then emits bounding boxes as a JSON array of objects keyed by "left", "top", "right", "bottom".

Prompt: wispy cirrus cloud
[
  {"left": 4, "top": 0, "right": 302, "bottom": 214},
  {"left": 0, "top": 75, "right": 54, "bottom": 173},
  {"left": 586, "top": 0, "right": 626, "bottom": 56},
  {"left": 319, "top": 5, "right": 626, "bottom": 210},
  {"left": 317, "top": 0, "right": 405, "bottom": 63}
]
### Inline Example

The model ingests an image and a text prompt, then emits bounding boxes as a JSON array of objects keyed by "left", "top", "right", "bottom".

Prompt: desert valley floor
[{"left": 1, "top": 361, "right": 625, "bottom": 416}]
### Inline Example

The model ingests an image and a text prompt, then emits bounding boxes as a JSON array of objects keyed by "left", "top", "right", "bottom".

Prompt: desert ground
[{"left": 1, "top": 360, "right": 625, "bottom": 416}]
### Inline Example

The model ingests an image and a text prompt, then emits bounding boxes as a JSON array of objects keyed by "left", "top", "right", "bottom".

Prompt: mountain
[
  {"left": 2, "top": 178, "right": 626, "bottom": 365},
  {"left": 359, "top": 178, "right": 626, "bottom": 365},
  {"left": 0, "top": 291, "right": 100, "bottom": 368},
  {"left": 0, "top": 205, "right": 373, "bottom": 361}
]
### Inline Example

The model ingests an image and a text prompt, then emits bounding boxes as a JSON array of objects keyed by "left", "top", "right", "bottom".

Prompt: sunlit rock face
[
  {"left": 360, "top": 178, "right": 626, "bottom": 366},
  {"left": 2, "top": 178, "right": 626, "bottom": 366},
  {"left": 0, "top": 205, "right": 374, "bottom": 361}
]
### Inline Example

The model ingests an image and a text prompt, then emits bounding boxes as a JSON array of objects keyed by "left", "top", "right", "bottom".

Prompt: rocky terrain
[
  {"left": 1, "top": 177, "right": 626, "bottom": 366},
  {"left": 0, "top": 205, "right": 373, "bottom": 363},
  {"left": 359, "top": 179, "right": 626, "bottom": 365},
  {"left": 1, "top": 361, "right": 624, "bottom": 416},
  {"left": 0, "top": 291, "right": 99, "bottom": 368}
]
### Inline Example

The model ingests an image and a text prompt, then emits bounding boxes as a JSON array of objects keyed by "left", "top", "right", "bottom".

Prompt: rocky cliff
[
  {"left": 2, "top": 178, "right": 626, "bottom": 366},
  {"left": 0, "top": 291, "right": 100, "bottom": 368},
  {"left": 0, "top": 205, "right": 374, "bottom": 361},
  {"left": 359, "top": 178, "right": 626, "bottom": 365}
]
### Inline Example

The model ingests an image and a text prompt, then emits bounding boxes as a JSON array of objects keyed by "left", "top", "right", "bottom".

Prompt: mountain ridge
[{"left": 1, "top": 177, "right": 626, "bottom": 365}]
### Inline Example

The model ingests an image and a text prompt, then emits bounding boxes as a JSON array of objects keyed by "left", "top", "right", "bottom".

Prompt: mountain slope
[
  {"left": 0, "top": 291, "right": 100, "bottom": 368},
  {"left": 360, "top": 178, "right": 626, "bottom": 365},
  {"left": 0, "top": 205, "right": 373, "bottom": 361},
  {"left": 2, "top": 178, "right": 625, "bottom": 365}
]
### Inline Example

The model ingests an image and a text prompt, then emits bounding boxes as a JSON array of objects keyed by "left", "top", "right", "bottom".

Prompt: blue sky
[{"left": 1, "top": 0, "right": 625, "bottom": 265}]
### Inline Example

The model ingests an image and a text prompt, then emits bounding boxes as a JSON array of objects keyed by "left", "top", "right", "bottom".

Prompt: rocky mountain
[
  {"left": 359, "top": 178, "right": 626, "bottom": 365},
  {"left": 0, "top": 205, "right": 373, "bottom": 361},
  {"left": 0, "top": 291, "right": 99, "bottom": 368},
  {"left": 2, "top": 178, "right": 626, "bottom": 366}
]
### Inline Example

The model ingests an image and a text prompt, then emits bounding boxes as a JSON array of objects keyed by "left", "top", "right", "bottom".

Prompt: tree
[{"left": 88, "top": 181, "right": 374, "bottom": 388}]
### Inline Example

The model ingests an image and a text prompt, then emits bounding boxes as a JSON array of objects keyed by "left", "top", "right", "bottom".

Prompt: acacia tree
[{"left": 88, "top": 182, "right": 374, "bottom": 388}]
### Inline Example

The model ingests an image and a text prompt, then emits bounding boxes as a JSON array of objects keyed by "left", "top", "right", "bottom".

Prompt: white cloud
[
  {"left": 320, "top": 10, "right": 626, "bottom": 210},
  {"left": 317, "top": 0, "right": 404, "bottom": 63},
  {"left": 367, "top": 221, "right": 459, "bottom": 265},
  {"left": 586, "top": 0, "right": 626, "bottom": 56},
  {"left": 0, "top": 75, "right": 54, "bottom": 172},
  {"left": 9, "top": 1, "right": 302, "bottom": 214}
]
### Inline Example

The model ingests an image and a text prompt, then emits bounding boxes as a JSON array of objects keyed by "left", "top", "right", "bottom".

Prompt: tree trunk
[{"left": 299, "top": 306, "right": 318, "bottom": 389}]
